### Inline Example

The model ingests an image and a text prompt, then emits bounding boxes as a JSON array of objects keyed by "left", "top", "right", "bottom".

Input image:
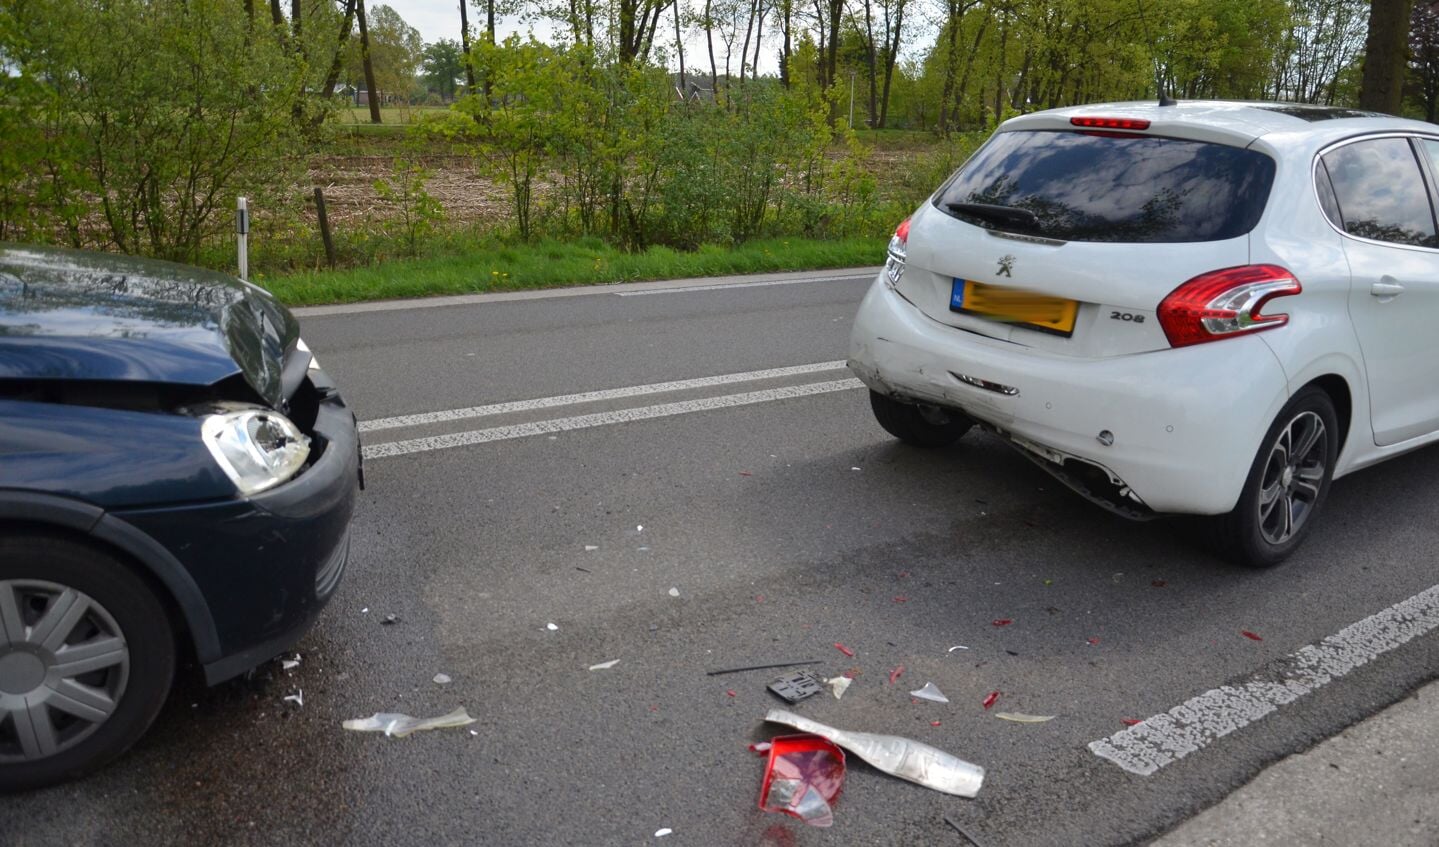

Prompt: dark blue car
[{"left": 0, "top": 245, "right": 360, "bottom": 791}]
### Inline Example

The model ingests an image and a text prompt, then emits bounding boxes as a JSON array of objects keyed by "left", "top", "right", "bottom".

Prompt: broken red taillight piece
[
  {"left": 756, "top": 734, "right": 846, "bottom": 828},
  {"left": 982, "top": 691, "right": 1001, "bottom": 710}
]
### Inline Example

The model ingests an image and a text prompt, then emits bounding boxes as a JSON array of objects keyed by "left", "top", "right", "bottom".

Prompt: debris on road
[
  {"left": 888, "top": 665, "right": 905, "bottom": 685},
  {"left": 1242, "top": 630, "right": 1264, "bottom": 641},
  {"left": 1087, "top": 637, "right": 1101, "bottom": 646},
  {"left": 668, "top": 587, "right": 680, "bottom": 597},
  {"left": 342, "top": 707, "right": 477, "bottom": 738},
  {"left": 756, "top": 734, "right": 847, "bottom": 828},
  {"left": 833, "top": 642, "right": 855, "bottom": 657},
  {"left": 1152, "top": 580, "right": 1167, "bottom": 588},
  {"left": 739, "top": 471, "right": 753, "bottom": 476},
  {"left": 546, "top": 622, "right": 559, "bottom": 631},
  {"left": 981, "top": 691, "right": 1001, "bottom": 710},
  {"left": 764, "top": 709, "right": 984, "bottom": 797},
  {"left": 1122, "top": 718, "right": 1143, "bottom": 726},
  {"left": 705, "top": 659, "right": 821, "bottom": 676},
  {"left": 584, "top": 545, "right": 599, "bottom": 551},
  {"left": 589, "top": 659, "right": 621, "bottom": 671},
  {"left": 575, "top": 566, "right": 592, "bottom": 573},
  {"left": 892, "top": 596, "right": 909, "bottom": 603},
  {"left": 995, "top": 712, "right": 1054, "bottom": 723},
  {"left": 433, "top": 673, "right": 452, "bottom": 685},
  {"left": 943, "top": 815, "right": 985, "bottom": 847},
  {"left": 381, "top": 614, "right": 399, "bottom": 625},
  {"left": 281, "top": 654, "right": 301, "bottom": 671},
  {"left": 910, "top": 682, "right": 949, "bottom": 703},
  {"left": 767, "top": 671, "right": 824, "bottom": 704},
  {"left": 825, "top": 676, "right": 852, "bottom": 699},
  {"left": 992, "top": 619, "right": 1012, "bottom": 627},
  {"left": 284, "top": 690, "right": 303, "bottom": 707},
  {"left": 948, "top": 645, "right": 970, "bottom": 652},
  {"left": 654, "top": 828, "right": 673, "bottom": 838},
  {"left": 727, "top": 690, "right": 738, "bottom": 697}
]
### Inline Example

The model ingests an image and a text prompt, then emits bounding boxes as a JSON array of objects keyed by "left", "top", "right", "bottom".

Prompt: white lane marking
[
  {"left": 616, "top": 273, "right": 873, "bottom": 296},
  {"left": 1089, "top": 582, "right": 1439, "bottom": 776},
  {"left": 360, "top": 361, "right": 849, "bottom": 432},
  {"left": 363, "top": 378, "right": 864, "bottom": 459}
]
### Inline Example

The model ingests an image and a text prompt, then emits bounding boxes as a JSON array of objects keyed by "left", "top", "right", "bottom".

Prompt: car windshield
[{"left": 934, "top": 130, "right": 1276, "bottom": 243}]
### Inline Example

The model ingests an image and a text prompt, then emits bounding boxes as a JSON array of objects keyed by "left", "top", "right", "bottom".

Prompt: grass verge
[{"left": 259, "top": 236, "right": 886, "bottom": 306}]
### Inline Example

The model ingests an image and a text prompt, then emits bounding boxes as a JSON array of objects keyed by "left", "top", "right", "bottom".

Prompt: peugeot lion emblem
[{"left": 996, "top": 255, "right": 1015, "bottom": 278}]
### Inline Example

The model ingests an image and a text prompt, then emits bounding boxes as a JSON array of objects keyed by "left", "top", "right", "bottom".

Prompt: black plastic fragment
[{"left": 767, "top": 671, "right": 824, "bottom": 703}]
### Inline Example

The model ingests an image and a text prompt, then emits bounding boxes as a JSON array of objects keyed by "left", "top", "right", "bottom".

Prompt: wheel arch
[
  {"left": 0, "top": 491, "right": 220, "bottom": 665},
  {"left": 1301, "top": 373, "right": 1353, "bottom": 458}
]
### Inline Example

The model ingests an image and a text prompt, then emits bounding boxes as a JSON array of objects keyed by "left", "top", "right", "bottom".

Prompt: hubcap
[
  {"left": 1256, "top": 411, "right": 1328, "bottom": 546},
  {"left": 0, "top": 580, "right": 129, "bottom": 764}
]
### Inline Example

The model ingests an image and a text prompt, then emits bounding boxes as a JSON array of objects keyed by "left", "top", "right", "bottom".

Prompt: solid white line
[
  {"left": 616, "top": 273, "right": 873, "bottom": 296},
  {"left": 360, "top": 360, "right": 849, "bottom": 432},
  {"left": 1089, "top": 582, "right": 1439, "bottom": 776},
  {"left": 363, "top": 378, "right": 864, "bottom": 459}
]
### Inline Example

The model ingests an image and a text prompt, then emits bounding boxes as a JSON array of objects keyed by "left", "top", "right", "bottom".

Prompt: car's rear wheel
[
  {"left": 1209, "top": 387, "right": 1338, "bottom": 568},
  {"left": 0, "top": 534, "right": 175, "bottom": 792},
  {"left": 869, "top": 391, "right": 974, "bottom": 448}
]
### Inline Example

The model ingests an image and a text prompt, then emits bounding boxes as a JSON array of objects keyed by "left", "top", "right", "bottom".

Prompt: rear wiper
[{"left": 945, "top": 202, "right": 1042, "bottom": 233}]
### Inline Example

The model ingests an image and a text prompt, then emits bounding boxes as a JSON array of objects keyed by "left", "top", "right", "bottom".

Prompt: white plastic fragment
[
  {"left": 825, "top": 676, "right": 852, "bottom": 699},
  {"left": 668, "top": 587, "right": 680, "bottom": 597},
  {"left": 637, "top": 525, "right": 644, "bottom": 532},
  {"left": 995, "top": 712, "right": 1056, "bottom": 723},
  {"left": 433, "top": 673, "right": 452, "bottom": 685},
  {"left": 282, "top": 654, "right": 301, "bottom": 671},
  {"left": 584, "top": 545, "right": 599, "bottom": 551},
  {"left": 361, "top": 607, "right": 369, "bottom": 614},
  {"left": 547, "top": 622, "right": 559, "bottom": 631},
  {"left": 342, "top": 707, "right": 477, "bottom": 737},
  {"left": 910, "top": 682, "right": 949, "bottom": 703},
  {"left": 655, "top": 829, "right": 673, "bottom": 838},
  {"left": 284, "top": 690, "right": 303, "bottom": 707},
  {"left": 948, "top": 645, "right": 970, "bottom": 652},
  {"left": 765, "top": 709, "right": 984, "bottom": 797},
  {"left": 850, "top": 466, "right": 862, "bottom": 471},
  {"left": 589, "top": 659, "right": 621, "bottom": 671}
]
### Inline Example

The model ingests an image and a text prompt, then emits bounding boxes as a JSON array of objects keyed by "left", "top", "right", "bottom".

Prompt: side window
[
  {"left": 1314, "top": 161, "right": 1343, "bottom": 227},
  {"left": 1321, "top": 138, "right": 1439, "bottom": 248}
]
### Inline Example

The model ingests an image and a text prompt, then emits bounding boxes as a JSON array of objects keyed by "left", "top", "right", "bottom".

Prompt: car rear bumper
[
  {"left": 848, "top": 279, "right": 1289, "bottom": 515},
  {"left": 110, "top": 372, "right": 361, "bottom": 683}
]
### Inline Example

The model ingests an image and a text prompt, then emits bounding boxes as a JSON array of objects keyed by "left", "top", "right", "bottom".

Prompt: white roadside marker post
[{"left": 237, "top": 196, "right": 250, "bottom": 280}]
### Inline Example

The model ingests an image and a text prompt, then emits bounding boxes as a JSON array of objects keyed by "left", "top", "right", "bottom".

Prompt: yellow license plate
[{"left": 951, "top": 280, "right": 1079, "bottom": 336}]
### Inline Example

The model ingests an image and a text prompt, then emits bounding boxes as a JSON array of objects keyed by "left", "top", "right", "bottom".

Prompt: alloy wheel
[{"left": 1256, "top": 411, "right": 1328, "bottom": 546}]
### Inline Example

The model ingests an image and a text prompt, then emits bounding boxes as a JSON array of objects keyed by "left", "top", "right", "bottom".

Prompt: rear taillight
[
  {"left": 884, "top": 218, "right": 910, "bottom": 287},
  {"left": 1157, "top": 265, "right": 1301, "bottom": 348}
]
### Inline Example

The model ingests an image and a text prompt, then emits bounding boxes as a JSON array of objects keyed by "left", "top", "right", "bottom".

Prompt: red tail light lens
[
  {"left": 884, "top": 218, "right": 910, "bottom": 287},
  {"left": 1157, "top": 265, "right": 1301, "bottom": 348},
  {"left": 1070, "top": 117, "right": 1151, "bottom": 131},
  {"left": 894, "top": 217, "right": 911, "bottom": 244}
]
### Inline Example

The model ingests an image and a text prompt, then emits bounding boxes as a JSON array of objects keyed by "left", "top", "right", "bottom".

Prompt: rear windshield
[{"left": 933, "top": 130, "right": 1275, "bottom": 243}]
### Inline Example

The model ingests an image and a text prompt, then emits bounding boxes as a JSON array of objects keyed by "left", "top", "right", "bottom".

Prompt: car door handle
[{"left": 1370, "top": 281, "right": 1405, "bottom": 298}]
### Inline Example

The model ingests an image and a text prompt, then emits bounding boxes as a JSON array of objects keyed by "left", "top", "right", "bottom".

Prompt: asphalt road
[{"left": 7, "top": 267, "right": 1439, "bottom": 846}]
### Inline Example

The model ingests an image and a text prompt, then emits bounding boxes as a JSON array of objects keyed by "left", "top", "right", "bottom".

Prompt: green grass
[{"left": 258, "top": 236, "right": 885, "bottom": 306}]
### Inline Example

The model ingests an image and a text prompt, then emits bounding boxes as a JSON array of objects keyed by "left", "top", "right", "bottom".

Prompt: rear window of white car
[{"left": 934, "top": 130, "right": 1276, "bottom": 243}]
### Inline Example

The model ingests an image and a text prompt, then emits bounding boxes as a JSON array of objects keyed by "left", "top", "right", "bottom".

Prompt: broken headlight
[{"left": 200, "top": 407, "right": 311, "bottom": 495}]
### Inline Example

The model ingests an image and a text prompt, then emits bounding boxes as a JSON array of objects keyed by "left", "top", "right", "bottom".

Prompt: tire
[
  {"left": 869, "top": 390, "right": 974, "bottom": 448},
  {"left": 1207, "top": 387, "right": 1339, "bottom": 568},
  {"left": 0, "top": 533, "right": 175, "bottom": 792}
]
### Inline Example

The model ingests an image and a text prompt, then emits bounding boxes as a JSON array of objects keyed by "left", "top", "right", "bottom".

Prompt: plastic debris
[
  {"left": 765, "top": 709, "right": 984, "bottom": 797},
  {"left": 1087, "top": 637, "right": 1101, "bottom": 646},
  {"left": 850, "top": 466, "right": 862, "bottom": 471},
  {"left": 361, "top": 607, "right": 369, "bottom": 614},
  {"left": 654, "top": 828, "right": 673, "bottom": 838},
  {"left": 706, "top": 659, "right": 820, "bottom": 676},
  {"left": 584, "top": 545, "right": 599, "bottom": 551},
  {"left": 1242, "top": 630, "right": 1264, "bottom": 641},
  {"left": 282, "top": 654, "right": 301, "bottom": 671},
  {"left": 668, "top": 587, "right": 680, "bottom": 597},
  {"left": 943, "top": 815, "right": 985, "bottom": 847},
  {"left": 930, "top": 721, "right": 941, "bottom": 727},
  {"left": 948, "top": 645, "right": 970, "bottom": 652},
  {"left": 589, "top": 659, "right": 620, "bottom": 671},
  {"left": 992, "top": 619, "right": 1013, "bottom": 627},
  {"left": 739, "top": 471, "right": 753, "bottom": 476},
  {"left": 756, "top": 734, "right": 847, "bottom": 828},
  {"left": 749, "top": 741, "right": 773, "bottom": 753},
  {"left": 342, "top": 707, "right": 477, "bottom": 737},
  {"left": 636, "top": 525, "right": 644, "bottom": 532},
  {"left": 727, "top": 689, "right": 738, "bottom": 697},
  {"left": 381, "top": 614, "right": 399, "bottom": 625},
  {"left": 910, "top": 682, "right": 949, "bottom": 703},
  {"left": 892, "top": 596, "right": 909, "bottom": 603},
  {"left": 981, "top": 691, "right": 1001, "bottom": 710},
  {"left": 546, "top": 622, "right": 559, "bottom": 631},
  {"left": 284, "top": 690, "right": 303, "bottom": 707},
  {"left": 825, "top": 676, "right": 852, "bottom": 699},
  {"left": 888, "top": 665, "right": 905, "bottom": 685},
  {"left": 995, "top": 712, "right": 1054, "bottom": 723},
  {"left": 768, "top": 671, "right": 824, "bottom": 704},
  {"left": 833, "top": 642, "right": 855, "bottom": 657},
  {"left": 1122, "top": 718, "right": 1143, "bottom": 726},
  {"left": 433, "top": 673, "right": 452, "bottom": 685}
]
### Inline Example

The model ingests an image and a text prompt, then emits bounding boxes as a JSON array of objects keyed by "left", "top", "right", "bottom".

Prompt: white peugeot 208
[{"left": 849, "top": 100, "right": 1439, "bottom": 567}]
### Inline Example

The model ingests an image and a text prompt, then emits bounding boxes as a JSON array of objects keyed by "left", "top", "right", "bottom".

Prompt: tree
[
  {"left": 347, "top": 3, "right": 422, "bottom": 108},
  {"left": 423, "top": 39, "right": 465, "bottom": 100},
  {"left": 1361, "top": 0, "right": 1415, "bottom": 112},
  {"left": 1408, "top": 0, "right": 1439, "bottom": 119}
]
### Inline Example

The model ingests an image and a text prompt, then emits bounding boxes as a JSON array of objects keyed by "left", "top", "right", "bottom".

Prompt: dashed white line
[
  {"left": 615, "top": 273, "right": 873, "bottom": 296},
  {"left": 1089, "top": 582, "right": 1439, "bottom": 776},
  {"left": 360, "top": 360, "right": 849, "bottom": 432},
  {"left": 362, "top": 378, "right": 864, "bottom": 459}
]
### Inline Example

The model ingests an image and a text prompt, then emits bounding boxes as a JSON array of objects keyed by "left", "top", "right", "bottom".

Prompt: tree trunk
[
  {"left": 459, "top": 0, "right": 477, "bottom": 92},
  {"left": 780, "top": 0, "right": 792, "bottom": 86},
  {"left": 739, "top": 0, "right": 757, "bottom": 82},
  {"left": 318, "top": 0, "right": 357, "bottom": 102},
  {"left": 269, "top": 0, "right": 284, "bottom": 28},
  {"left": 863, "top": 0, "right": 877, "bottom": 127},
  {"left": 705, "top": 0, "right": 718, "bottom": 95},
  {"left": 674, "top": 0, "right": 686, "bottom": 91},
  {"left": 752, "top": 2, "right": 766, "bottom": 79},
  {"left": 356, "top": 0, "right": 382, "bottom": 123},
  {"left": 877, "top": 0, "right": 905, "bottom": 128},
  {"left": 1359, "top": 0, "right": 1415, "bottom": 114}
]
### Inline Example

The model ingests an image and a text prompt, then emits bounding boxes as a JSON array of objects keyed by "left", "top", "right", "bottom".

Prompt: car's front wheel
[
  {"left": 0, "top": 534, "right": 175, "bottom": 792},
  {"left": 1209, "top": 387, "right": 1338, "bottom": 568},
  {"left": 869, "top": 391, "right": 974, "bottom": 448}
]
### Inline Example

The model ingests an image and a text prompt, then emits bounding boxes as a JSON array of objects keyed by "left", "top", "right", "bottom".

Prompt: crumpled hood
[{"left": 0, "top": 244, "right": 299, "bottom": 408}]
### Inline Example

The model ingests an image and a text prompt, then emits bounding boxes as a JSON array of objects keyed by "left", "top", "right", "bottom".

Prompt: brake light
[
  {"left": 1070, "top": 117, "right": 1151, "bottom": 131},
  {"left": 885, "top": 218, "right": 910, "bottom": 287},
  {"left": 1157, "top": 265, "right": 1301, "bottom": 348}
]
